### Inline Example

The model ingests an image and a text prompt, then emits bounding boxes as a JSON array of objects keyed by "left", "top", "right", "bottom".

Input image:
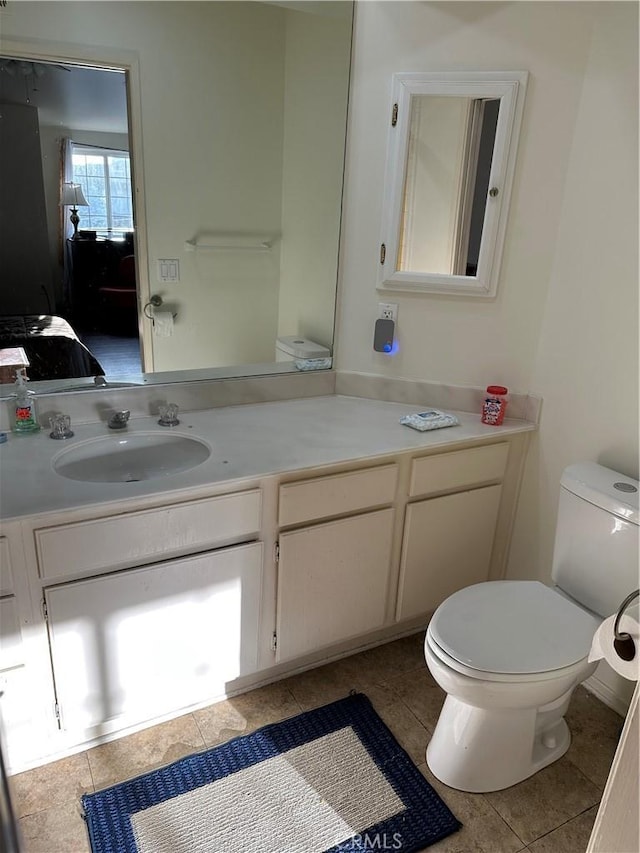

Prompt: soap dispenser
[{"left": 12, "top": 369, "right": 40, "bottom": 433}]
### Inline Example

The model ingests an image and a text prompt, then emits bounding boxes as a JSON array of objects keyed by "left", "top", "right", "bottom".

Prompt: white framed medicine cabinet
[{"left": 377, "top": 71, "right": 528, "bottom": 298}]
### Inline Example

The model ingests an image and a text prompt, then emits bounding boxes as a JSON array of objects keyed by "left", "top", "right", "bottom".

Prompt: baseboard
[{"left": 583, "top": 673, "right": 632, "bottom": 717}]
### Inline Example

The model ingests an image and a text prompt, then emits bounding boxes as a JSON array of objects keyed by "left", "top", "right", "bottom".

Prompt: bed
[{"left": 0, "top": 315, "right": 104, "bottom": 381}]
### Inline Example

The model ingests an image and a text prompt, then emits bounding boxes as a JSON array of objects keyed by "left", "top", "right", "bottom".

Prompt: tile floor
[{"left": 9, "top": 632, "right": 623, "bottom": 853}]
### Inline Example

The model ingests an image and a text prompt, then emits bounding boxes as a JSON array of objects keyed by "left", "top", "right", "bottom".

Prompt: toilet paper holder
[
  {"left": 143, "top": 295, "right": 177, "bottom": 321},
  {"left": 613, "top": 589, "right": 639, "bottom": 661}
]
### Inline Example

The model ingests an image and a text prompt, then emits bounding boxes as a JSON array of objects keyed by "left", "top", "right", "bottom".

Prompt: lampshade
[{"left": 60, "top": 183, "right": 89, "bottom": 207}]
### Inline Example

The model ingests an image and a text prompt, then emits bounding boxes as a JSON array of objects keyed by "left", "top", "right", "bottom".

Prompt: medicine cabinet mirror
[{"left": 377, "top": 71, "right": 528, "bottom": 297}]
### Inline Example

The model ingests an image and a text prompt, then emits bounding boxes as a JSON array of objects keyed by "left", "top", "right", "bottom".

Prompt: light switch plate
[{"left": 157, "top": 259, "right": 180, "bottom": 282}]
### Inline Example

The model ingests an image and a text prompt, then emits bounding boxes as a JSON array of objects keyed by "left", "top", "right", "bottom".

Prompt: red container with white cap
[{"left": 481, "top": 385, "right": 508, "bottom": 426}]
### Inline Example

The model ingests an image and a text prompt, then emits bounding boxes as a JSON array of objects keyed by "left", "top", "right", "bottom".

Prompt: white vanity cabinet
[
  {"left": 275, "top": 465, "right": 398, "bottom": 662},
  {"left": 396, "top": 443, "right": 509, "bottom": 620},
  {"left": 1, "top": 402, "right": 533, "bottom": 772}
]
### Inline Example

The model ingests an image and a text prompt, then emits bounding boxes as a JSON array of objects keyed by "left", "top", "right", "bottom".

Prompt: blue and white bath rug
[{"left": 82, "top": 692, "right": 461, "bottom": 853}]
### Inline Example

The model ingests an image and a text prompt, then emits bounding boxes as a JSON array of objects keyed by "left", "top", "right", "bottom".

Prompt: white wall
[
  {"left": 277, "top": 5, "right": 352, "bottom": 350},
  {"left": 337, "top": 0, "right": 638, "bottom": 707},
  {"left": 508, "top": 2, "right": 639, "bottom": 708},
  {"left": 508, "top": 2, "right": 639, "bottom": 581},
  {"left": 338, "top": 1, "right": 600, "bottom": 386},
  {"left": 134, "top": 2, "right": 286, "bottom": 371}
]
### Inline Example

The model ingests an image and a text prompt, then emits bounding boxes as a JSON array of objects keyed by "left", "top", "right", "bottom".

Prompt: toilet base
[{"left": 426, "top": 694, "right": 571, "bottom": 793}]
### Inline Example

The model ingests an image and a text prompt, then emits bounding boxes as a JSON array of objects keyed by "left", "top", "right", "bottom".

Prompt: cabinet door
[
  {"left": 276, "top": 509, "right": 394, "bottom": 663},
  {"left": 0, "top": 596, "right": 22, "bottom": 670},
  {"left": 45, "top": 543, "right": 262, "bottom": 736},
  {"left": 396, "top": 485, "right": 502, "bottom": 621},
  {"left": 0, "top": 667, "right": 31, "bottom": 772}
]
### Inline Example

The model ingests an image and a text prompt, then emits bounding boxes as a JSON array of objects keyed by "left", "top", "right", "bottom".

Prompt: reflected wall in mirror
[
  {"left": 378, "top": 71, "right": 528, "bottom": 297},
  {"left": 0, "top": 1, "right": 353, "bottom": 391}
]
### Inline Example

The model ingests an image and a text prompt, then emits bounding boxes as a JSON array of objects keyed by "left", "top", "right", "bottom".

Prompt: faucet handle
[
  {"left": 49, "top": 413, "right": 74, "bottom": 440},
  {"left": 108, "top": 410, "right": 131, "bottom": 429},
  {"left": 158, "top": 403, "right": 180, "bottom": 427}
]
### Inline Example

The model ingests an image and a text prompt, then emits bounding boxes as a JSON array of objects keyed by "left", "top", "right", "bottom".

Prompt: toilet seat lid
[{"left": 429, "top": 581, "right": 602, "bottom": 675}]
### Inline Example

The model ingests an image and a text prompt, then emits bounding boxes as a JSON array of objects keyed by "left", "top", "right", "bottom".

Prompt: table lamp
[{"left": 60, "top": 183, "right": 89, "bottom": 239}]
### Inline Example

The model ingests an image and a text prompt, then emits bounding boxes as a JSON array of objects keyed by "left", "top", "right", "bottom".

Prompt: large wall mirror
[
  {"left": 378, "top": 71, "right": 527, "bottom": 297},
  {"left": 0, "top": 1, "right": 353, "bottom": 395}
]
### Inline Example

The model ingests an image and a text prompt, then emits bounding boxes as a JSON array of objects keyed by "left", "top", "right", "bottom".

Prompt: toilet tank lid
[
  {"left": 429, "top": 581, "right": 602, "bottom": 675},
  {"left": 561, "top": 462, "right": 639, "bottom": 526},
  {"left": 276, "top": 336, "right": 330, "bottom": 359}
]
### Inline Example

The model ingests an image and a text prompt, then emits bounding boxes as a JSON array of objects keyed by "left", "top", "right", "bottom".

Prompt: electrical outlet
[{"left": 378, "top": 302, "right": 398, "bottom": 322}]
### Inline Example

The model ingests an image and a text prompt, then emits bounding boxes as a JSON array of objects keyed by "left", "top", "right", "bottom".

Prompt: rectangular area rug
[{"left": 82, "top": 692, "right": 461, "bottom": 853}]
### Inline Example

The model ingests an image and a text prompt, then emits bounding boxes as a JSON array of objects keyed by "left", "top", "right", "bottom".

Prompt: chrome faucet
[{"left": 107, "top": 410, "right": 130, "bottom": 430}]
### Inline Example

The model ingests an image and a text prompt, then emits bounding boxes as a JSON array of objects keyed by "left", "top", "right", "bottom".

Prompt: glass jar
[{"left": 481, "top": 385, "right": 508, "bottom": 426}]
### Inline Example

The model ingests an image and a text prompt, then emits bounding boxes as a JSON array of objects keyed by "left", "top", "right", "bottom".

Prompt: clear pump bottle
[{"left": 12, "top": 369, "right": 40, "bottom": 433}]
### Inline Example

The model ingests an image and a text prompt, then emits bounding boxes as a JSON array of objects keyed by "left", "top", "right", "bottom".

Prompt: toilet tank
[
  {"left": 275, "top": 336, "right": 330, "bottom": 363},
  {"left": 551, "top": 462, "right": 639, "bottom": 618}
]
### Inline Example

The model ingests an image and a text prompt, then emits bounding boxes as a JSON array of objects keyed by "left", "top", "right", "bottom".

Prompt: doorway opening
[{"left": 0, "top": 56, "right": 143, "bottom": 380}]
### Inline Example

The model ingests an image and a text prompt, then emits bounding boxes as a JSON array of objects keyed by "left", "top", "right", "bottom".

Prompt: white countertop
[{"left": 0, "top": 395, "right": 535, "bottom": 521}]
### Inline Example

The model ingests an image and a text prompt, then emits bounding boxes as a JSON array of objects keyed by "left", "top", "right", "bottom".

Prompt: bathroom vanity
[{"left": 0, "top": 394, "right": 534, "bottom": 772}]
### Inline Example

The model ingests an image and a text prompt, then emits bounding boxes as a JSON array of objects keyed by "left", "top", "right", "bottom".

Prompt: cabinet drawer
[
  {"left": 409, "top": 443, "right": 508, "bottom": 498},
  {"left": 0, "top": 537, "right": 13, "bottom": 596},
  {"left": 35, "top": 489, "right": 262, "bottom": 580},
  {"left": 279, "top": 464, "right": 398, "bottom": 527},
  {"left": 0, "top": 596, "right": 22, "bottom": 670}
]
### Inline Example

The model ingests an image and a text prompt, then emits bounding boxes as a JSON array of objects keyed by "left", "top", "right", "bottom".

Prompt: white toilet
[{"left": 424, "top": 462, "right": 639, "bottom": 793}]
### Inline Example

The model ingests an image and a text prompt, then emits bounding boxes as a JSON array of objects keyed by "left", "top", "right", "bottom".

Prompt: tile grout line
[
  {"left": 84, "top": 750, "right": 97, "bottom": 796},
  {"left": 284, "top": 686, "right": 305, "bottom": 716},
  {"left": 481, "top": 793, "right": 531, "bottom": 849},
  {"left": 562, "top": 749, "right": 609, "bottom": 794},
  {"left": 394, "top": 690, "right": 432, "bottom": 739},
  {"left": 189, "top": 711, "right": 210, "bottom": 749},
  {"left": 525, "top": 802, "right": 600, "bottom": 847}
]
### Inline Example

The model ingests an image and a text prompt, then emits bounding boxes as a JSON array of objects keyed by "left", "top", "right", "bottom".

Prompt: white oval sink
[{"left": 53, "top": 432, "right": 211, "bottom": 483}]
